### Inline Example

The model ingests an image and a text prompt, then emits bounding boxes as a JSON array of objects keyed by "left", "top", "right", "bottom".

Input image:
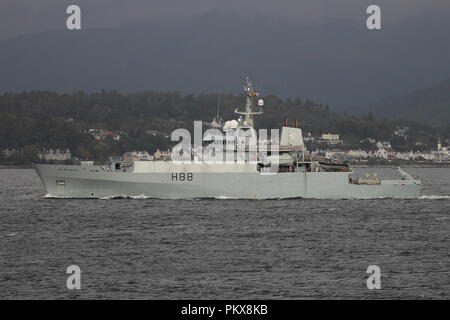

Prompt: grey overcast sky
[{"left": 1, "top": 0, "right": 449, "bottom": 40}]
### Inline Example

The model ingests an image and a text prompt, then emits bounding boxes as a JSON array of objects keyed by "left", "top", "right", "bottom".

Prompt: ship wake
[{"left": 418, "top": 195, "right": 450, "bottom": 200}]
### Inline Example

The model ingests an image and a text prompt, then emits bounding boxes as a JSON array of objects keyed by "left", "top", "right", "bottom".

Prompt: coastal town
[
  {"left": 1, "top": 128, "right": 449, "bottom": 165},
  {"left": 305, "top": 134, "right": 450, "bottom": 163}
]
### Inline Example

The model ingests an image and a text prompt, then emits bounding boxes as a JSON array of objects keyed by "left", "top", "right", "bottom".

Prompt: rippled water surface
[{"left": 0, "top": 168, "right": 449, "bottom": 299}]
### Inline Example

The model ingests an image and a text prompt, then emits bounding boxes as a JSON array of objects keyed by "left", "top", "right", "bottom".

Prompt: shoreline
[
  {"left": 1, "top": 163, "right": 449, "bottom": 169},
  {"left": 352, "top": 164, "right": 450, "bottom": 168},
  {"left": 0, "top": 165, "right": 33, "bottom": 169}
]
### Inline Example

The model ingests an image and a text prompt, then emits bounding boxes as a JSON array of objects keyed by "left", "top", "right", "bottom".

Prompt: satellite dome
[{"left": 229, "top": 120, "right": 239, "bottom": 128}]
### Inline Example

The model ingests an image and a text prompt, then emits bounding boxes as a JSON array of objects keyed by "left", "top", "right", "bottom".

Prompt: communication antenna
[
  {"left": 209, "top": 93, "right": 223, "bottom": 128},
  {"left": 216, "top": 93, "right": 222, "bottom": 124},
  {"left": 234, "top": 77, "right": 263, "bottom": 127}
]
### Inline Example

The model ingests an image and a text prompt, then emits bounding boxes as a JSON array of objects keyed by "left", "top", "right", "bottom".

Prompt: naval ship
[{"left": 34, "top": 79, "right": 421, "bottom": 199}]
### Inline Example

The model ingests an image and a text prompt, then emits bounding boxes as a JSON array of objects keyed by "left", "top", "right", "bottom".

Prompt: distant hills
[
  {"left": 1, "top": 9, "right": 450, "bottom": 111},
  {"left": 0, "top": 10, "right": 449, "bottom": 126},
  {"left": 351, "top": 78, "right": 450, "bottom": 126}
]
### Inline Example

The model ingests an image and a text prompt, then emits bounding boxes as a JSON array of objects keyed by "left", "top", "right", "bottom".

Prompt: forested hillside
[
  {"left": 0, "top": 91, "right": 448, "bottom": 163},
  {"left": 353, "top": 78, "right": 450, "bottom": 126},
  {"left": 1, "top": 10, "right": 450, "bottom": 111}
]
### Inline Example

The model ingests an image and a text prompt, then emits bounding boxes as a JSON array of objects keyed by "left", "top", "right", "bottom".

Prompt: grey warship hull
[{"left": 34, "top": 163, "right": 421, "bottom": 199}]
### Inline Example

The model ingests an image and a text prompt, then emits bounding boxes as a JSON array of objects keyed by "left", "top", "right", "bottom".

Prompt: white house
[
  {"left": 123, "top": 151, "right": 153, "bottom": 161},
  {"left": 38, "top": 149, "right": 71, "bottom": 161},
  {"left": 153, "top": 149, "right": 172, "bottom": 160},
  {"left": 318, "top": 133, "right": 343, "bottom": 145},
  {"left": 374, "top": 147, "right": 396, "bottom": 160},
  {"left": 346, "top": 150, "right": 369, "bottom": 159},
  {"left": 376, "top": 141, "right": 391, "bottom": 149}
]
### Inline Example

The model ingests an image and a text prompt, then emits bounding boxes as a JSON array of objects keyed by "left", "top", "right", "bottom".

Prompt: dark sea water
[{"left": 0, "top": 168, "right": 449, "bottom": 299}]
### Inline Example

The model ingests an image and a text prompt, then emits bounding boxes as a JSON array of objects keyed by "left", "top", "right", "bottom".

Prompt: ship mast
[{"left": 234, "top": 77, "right": 263, "bottom": 127}]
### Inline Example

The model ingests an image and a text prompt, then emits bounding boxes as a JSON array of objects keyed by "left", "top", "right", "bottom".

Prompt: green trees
[
  {"left": 0, "top": 90, "right": 447, "bottom": 165},
  {"left": 21, "top": 145, "right": 40, "bottom": 164}
]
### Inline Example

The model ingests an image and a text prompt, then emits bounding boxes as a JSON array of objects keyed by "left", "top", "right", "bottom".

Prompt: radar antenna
[{"left": 234, "top": 77, "right": 263, "bottom": 127}]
